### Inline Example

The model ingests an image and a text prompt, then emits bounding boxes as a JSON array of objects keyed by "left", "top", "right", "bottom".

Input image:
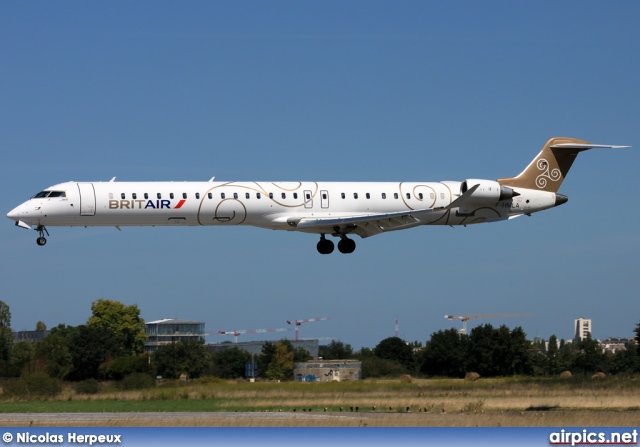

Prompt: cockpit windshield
[{"left": 33, "top": 191, "right": 66, "bottom": 198}]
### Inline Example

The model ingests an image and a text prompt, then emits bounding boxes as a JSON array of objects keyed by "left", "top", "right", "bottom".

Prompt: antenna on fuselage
[
  {"left": 109, "top": 177, "right": 116, "bottom": 182},
  {"left": 208, "top": 176, "right": 215, "bottom": 182}
]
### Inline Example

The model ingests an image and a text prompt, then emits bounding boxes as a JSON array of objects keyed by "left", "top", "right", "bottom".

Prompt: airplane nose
[{"left": 7, "top": 205, "right": 21, "bottom": 221}]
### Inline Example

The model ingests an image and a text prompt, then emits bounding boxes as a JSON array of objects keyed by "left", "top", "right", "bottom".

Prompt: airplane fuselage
[
  {"left": 7, "top": 137, "right": 627, "bottom": 254},
  {"left": 8, "top": 179, "right": 557, "bottom": 230}
]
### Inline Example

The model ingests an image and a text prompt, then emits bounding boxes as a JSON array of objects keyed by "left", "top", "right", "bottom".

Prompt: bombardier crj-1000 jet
[{"left": 7, "top": 137, "right": 629, "bottom": 254}]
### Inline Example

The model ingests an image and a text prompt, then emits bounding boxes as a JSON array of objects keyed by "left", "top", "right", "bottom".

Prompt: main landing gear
[
  {"left": 316, "top": 234, "right": 356, "bottom": 255},
  {"left": 36, "top": 225, "right": 49, "bottom": 246}
]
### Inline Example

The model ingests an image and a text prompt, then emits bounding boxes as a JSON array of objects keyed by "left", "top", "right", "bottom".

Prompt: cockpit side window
[{"left": 34, "top": 191, "right": 51, "bottom": 198}]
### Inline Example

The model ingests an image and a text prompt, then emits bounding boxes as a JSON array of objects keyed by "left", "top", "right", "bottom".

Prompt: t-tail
[{"left": 498, "top": 137, "right": 629, "bottom": 193}]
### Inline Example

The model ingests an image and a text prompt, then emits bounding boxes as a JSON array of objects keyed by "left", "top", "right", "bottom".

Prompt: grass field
[{"left": 1, "top": 376, "right": 639, "bottom": 426}]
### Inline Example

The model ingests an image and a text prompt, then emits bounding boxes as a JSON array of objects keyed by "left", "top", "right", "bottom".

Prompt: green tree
[
  {"left": 610, "top": 342, "right": 640, "bottom": 374},
  {"left": 574, "top": 334, "right": 607, "bottom": 376},
  {"left": 99, "top": 354, "right": 154, "bottom": 380},
  {"left": 546, "top": 335, "right": 560, "bottom": 375},
  {"left": 466, "top": 324, "right": 533, "bottom": 377},
  {"left": 374, "top": 337, "right": 415, "bottom": 373},
  {"left": 420, "top": 328, "right": 467, "bottom": 377},
  {"left": 258, "top": 341, "right": 277, "bottom": 378},
  {"left": 556, "top": 339, "right": 577, "bottom": 373},
  {"left": 68, "top": 325, "right": 124, "bottom": 381},
  {"left": 0, "top": 300, "right": 13, "bottom": 376},
  {"left": 265, "top": 340, "right": 294, "bottom": 380},
  {"left": 86, "top": 299, "right": 147, "bottom": 355},
  {"left": 212, "top": 347, "right": 251, "bottom": 379},
  {"left": 319, "top": 340, "right": 353, "bottom": 359},
  {"left": 8, "top": 341, "right": 35, "bottom": 377},
  {"left": 35, "top": 324, "right": 75, "bottom": 379},
  {"left": 153, "top": 340, "right": 211, "bottom": 379},
  {"left": 35, "top": 321, "right": 47, "bottom": 331},
  {"left": 293, "top": 347, "right": 311, "bottom": 362}
]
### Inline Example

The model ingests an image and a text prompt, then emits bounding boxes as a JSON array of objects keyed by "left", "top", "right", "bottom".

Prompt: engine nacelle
[{"left": 460, "top": 179, "right": 518, "bottom": 203}]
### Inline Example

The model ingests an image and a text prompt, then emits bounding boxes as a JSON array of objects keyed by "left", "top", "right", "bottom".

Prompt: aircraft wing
[{"left": 294, "top": 208, "right": 435, "bottom": 238}]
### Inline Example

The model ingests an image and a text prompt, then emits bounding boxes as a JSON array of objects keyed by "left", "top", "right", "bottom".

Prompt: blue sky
[{"left": 2, "top": 2, "right": 639, "bottom": 350}]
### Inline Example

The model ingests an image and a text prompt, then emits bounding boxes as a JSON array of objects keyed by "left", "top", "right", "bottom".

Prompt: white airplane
[{"left": 6, "top": 137, "right": 629, "bottom": 254}]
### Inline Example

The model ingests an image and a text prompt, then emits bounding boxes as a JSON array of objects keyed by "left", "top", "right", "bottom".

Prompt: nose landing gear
[{"left": 35, "top": 225, "right": 49, "bottom": 246}]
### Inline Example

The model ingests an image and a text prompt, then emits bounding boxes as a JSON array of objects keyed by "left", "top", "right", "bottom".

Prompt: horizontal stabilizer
[{"left": 550, "top": 143, "right": 630, "bottom": 150}]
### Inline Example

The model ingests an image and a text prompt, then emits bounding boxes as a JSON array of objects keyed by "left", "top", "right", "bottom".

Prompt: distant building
[
  {"left": 293, "top": 359, "right": 362, "bottom": 382},
  {"left": 13, "top": 330, "right": 49, "bottom": 344},
  {"left": 144, "top": 318, "right": 205, "bottom": 353},
  {"left": 600, "top": 337, "right": 636, "bottom": 354},
  {"left": 574, "top": 317, "right": 592, "bottom": 342}
]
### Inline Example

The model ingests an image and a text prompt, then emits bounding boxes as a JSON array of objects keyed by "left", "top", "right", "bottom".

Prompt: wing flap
[{"left": 295, "top": 208, "right": 433, "bottom": 238}]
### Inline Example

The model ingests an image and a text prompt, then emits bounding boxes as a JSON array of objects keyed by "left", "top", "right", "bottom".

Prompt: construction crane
[
  {"left": 444, "top": 313, "right": 534, "bottom": 334},
  {"left": 286, "top": 317, "right": 329, "bottom": 340},
  {"left": 217, "top": 327, "right": 291, "bottom": 343}
]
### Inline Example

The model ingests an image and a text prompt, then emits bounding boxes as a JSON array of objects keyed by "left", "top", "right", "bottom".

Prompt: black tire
[
  {"left": 317, "top": 239, "right": 334, "bottom": 254},
  {"left": 36, "top": 237, "right": 47, "bottom": 246}
]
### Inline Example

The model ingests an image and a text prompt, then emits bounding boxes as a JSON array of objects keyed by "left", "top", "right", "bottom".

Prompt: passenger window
[
  {"left": 183, "top": 193, "right": 187, "bottom": 199},
  {"left": 305, "top": 193, "right": 310, "bottom": 200},
  {"left": 341, "top": 193, "right": 345, "bottom": 199},
  {"left": 269, "top": 193, "right": 274, "bottom": 199},
  {"left": 132, "top": 193, "right": 137, "bottom": 199},
  {"left": 406, "top": 193, "right": 411, "bottom": 199},
  {"left": 196, "top": 193, "right": 200, "bottom": 199},
  {"left": 418, "top": 193, "right": 423, "bottom": 200},
  {"left": 440, "top": 193, "right": 445, "bottom": 199},
  {"left": 354, "top": 193, "right": 358, "bottom": 199},
  {"left": 281, "top": 193, "right": 286, "bottom": 199},
  {"left": 257, "top": 192, "right": 261, "bottom": 199},
  {"left": 221, "top": 193, "right": 226, "bottom": 199},
  {"left": 366, "top": 193, "right": 370, "bottom": 199},
  {"left": 208, "top": 193, "right": 212, "bottom": 199},
  {"left": 382, "top": 193, "right": 386, "bottom": 199},
  {"left": 233, "top": 193, "right": 238, "bottom": 199},
  {"left": 394, "top": 193, "right": 398, "bottom": 199},
  {"left": 157, "top": 193, "right": 162, "bottom": 199},
  {"left": 322, "top": 193, "right": 327, "bottom": 199},
  {"left": 170, "top": 193, "right": 174, "bottom": 199},
  {"left": 430, "top": 193, "right": 434, "bottom": 199},
  {"left": 108, "top": 193, "right": 113, "bottom": 200},
  {"left": 121, "top": 193, "right": 126, "bottom": 199},
  {"left": 144, "top": 193, "right": 149, "bottom": 199},
  {"left": 293, "top": 192, "right": 298, "bottom": 199},
  {"left": 245, "top": 192, "right": 250, "bottom": 199}
]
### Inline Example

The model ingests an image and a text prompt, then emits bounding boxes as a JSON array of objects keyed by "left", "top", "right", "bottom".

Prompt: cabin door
[{"left": 77, "top": 183, "right": 96, "bottom": 216}]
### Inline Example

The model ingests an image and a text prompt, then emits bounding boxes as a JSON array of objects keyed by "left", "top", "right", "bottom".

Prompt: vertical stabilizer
[{"left": 497, "top": 137, "right": 621, "bottom": 193}]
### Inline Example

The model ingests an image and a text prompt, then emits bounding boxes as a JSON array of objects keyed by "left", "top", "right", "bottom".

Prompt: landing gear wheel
[
  {"left": 337, "top": 237, "right": 356, "bottom": 254},
  {"left": 35, "top": 225, "right": 49, "bottom": 247},
  {"left": 317, "top": 236, "right": 334, "bottom": 254}
]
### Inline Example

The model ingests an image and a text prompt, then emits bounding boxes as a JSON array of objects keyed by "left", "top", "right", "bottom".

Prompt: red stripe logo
[{"left": 174, "top": 200, "right": 186, "bottom": 209}]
